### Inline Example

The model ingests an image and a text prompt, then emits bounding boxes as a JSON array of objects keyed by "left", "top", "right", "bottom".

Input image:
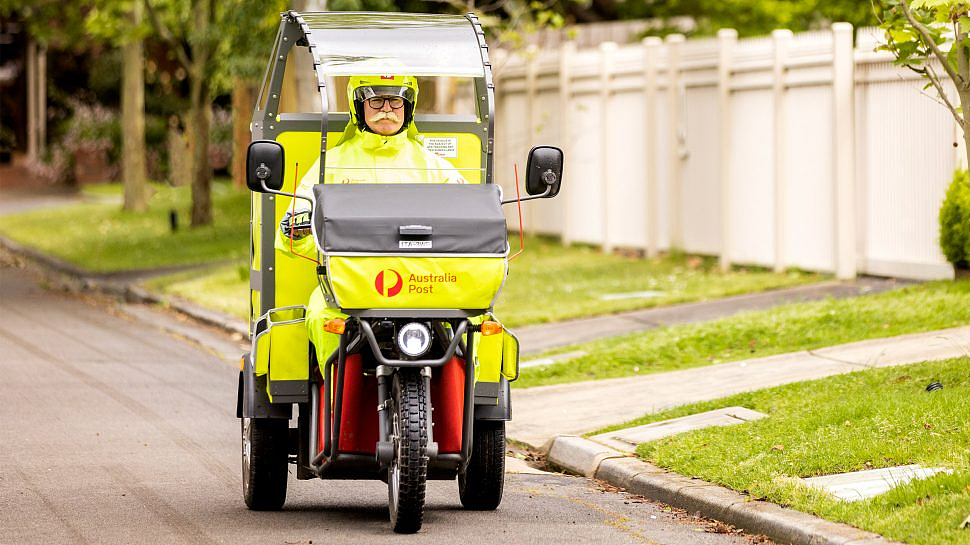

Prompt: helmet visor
[{"left": 354, "top": 85, "right": 416, "bottom": 105}]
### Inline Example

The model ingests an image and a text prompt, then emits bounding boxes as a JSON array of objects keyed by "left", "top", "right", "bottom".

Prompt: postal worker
[{"left": 277, "top": 75, "right": 466, "bottom": 367}]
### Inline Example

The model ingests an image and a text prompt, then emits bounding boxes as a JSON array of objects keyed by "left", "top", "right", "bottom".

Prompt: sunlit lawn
[
  {"left": 602, "top": 358, "right": 970, "bottom": 545},
  {"left": 516, "top": 278, "right": 970, "bottom": 387},
  {"left": 0, "top": 180, "right": 249, "bottom": 272}
]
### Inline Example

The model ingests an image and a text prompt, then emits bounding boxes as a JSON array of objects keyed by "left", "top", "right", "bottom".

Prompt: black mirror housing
[
  {"left": 525, "top": 146, "right": 563, "bottom": 198},
  {"left": 246, "top": 140, "right": 285, "bottom": 192}
]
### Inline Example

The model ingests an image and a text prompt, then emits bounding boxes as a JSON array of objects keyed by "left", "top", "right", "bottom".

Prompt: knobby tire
[{"left": 389, "top": 369, "right": 429, "bottom": 533}]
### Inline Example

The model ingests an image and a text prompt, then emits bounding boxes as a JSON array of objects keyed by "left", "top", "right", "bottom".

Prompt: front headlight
[{"left": 397, "top": 322, "right": 431, "bottom": 358}]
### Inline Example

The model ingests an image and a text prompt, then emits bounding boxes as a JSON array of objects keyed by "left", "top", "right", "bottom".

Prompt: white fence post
[
  {"left": 772, "top": 29, "right": 792, "bottom": 273},
  {"left": 832, "top": 23, "right": 857, "bottom": 279},
  {"left": 600, "top": 42, "right": 618, "bottom": 253},
  {"left": 666, "top": 34, "right": 685, "bottom": 250},
  {"left": 525, "top": 45, "right": 539, "bottom": 235},
  {"left": 718, "top": 29, "right": 737, "bottom": 271},
  {"left": 560, "top": 41, "right": 576, "bottom": 245},
  {"left": 643, "top": 37, "right": 663, "bottom": 258}
]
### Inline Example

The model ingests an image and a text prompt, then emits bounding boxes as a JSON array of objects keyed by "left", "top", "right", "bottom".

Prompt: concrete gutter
[{"left": 546, "top": 435, "right": 906, "bottom": 545}]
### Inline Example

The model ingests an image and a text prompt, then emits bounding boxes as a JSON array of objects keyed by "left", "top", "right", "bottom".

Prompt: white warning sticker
[
  {"left": 400, "top": 240, "right": 433, "bottom": 249},
  {"left": 423, "top": 137, "right": 458, "bottom": 158}
]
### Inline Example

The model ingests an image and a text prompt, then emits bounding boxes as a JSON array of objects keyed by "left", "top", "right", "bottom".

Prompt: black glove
[{"left": 280, "top": 209, "right": 312, "bottom": 240}]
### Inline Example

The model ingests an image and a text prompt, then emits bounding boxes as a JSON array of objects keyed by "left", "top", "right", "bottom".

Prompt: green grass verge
[
  {"left": 615, "top": 358, "right": 969, "bottom": 545},
  {"left": 494, "top": 238, "right": 818, "bottom": 327},
  {"left": 146, "top": 236, "right": 820, "bottom": 327},
  {"left": 0, "top": 181, "right": 249, "bottom": 272},
  {"left": 144, "top": 263, "right": 251, "bottom": 319},
  {"left": 515, "top": 279, "right": 970, "bottom": 388}
]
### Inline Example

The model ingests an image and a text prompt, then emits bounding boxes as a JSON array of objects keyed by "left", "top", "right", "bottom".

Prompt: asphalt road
[{"left": 0, "top": 257, "right": 768, "bottom": 545}]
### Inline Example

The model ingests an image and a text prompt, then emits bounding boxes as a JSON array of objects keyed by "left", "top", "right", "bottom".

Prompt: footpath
[{"left": 0, "top": 190, "right": 957, "bottom": 545}]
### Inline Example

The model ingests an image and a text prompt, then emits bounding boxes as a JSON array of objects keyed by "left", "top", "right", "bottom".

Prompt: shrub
[{"left": 939, "top": 169, "right": 970, "bottom": 269}]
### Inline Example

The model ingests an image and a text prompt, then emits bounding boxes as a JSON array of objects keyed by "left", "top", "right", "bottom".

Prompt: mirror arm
[
  {"left": 258, "top": 177, "right": 313, "bottom": 205},
  {"left": 501, "top": 185, "right": 552, "bottom": 205}
]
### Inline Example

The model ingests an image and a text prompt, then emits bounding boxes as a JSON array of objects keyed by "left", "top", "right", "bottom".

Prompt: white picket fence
[{"left": 492, "top": 25, "right": 963, "bottom": 280}]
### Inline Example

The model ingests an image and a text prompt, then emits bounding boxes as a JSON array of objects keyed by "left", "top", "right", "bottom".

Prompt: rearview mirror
[
  {"left": 246, "top": 140, "right": 285, "bottom": 192},
  {"left": 525, "top": 146, "right": 563, "bottom": 198}
]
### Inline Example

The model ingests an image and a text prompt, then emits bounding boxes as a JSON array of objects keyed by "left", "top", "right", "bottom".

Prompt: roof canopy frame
[{"left": 253, "top": 10, "right": 496, "bottom": 185}]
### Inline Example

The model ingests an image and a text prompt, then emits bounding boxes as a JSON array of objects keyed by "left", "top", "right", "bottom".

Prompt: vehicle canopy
[
  {"left": 252, "top": 11, "right": 496, "bottom": 187},
  {"left": 249, "top": 11, "right": 500, "bottom": 322}
]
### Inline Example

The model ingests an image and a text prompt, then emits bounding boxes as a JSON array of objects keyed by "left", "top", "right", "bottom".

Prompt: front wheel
[
  {"left": 388, "top": 369, "right": 429, "bottom": 534},
  {"left": 458, "top": 420, "right": 505, "bottom": 510},
  {"left": 241, "top": 417, "right": 288, "bottom": 510}
]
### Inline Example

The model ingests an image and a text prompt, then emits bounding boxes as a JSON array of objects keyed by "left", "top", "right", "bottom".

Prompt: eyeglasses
[{"left": 366, "top": 96, "right": 405, "bottom": 109}]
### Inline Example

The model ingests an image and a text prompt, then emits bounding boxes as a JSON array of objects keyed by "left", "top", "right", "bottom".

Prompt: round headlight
[{"left": 397, "top": 322, "right": 431, "bottom": 358}]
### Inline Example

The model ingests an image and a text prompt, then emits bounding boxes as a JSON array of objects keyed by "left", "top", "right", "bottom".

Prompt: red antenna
[
  {"left": 509, "top": 163, "right": 526, "bottom": 261},
  {"left": 288, "top": 162, "right": 321, "bottom": 265}
]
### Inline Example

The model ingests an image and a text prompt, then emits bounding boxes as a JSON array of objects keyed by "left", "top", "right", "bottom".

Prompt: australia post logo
[
  {"left": 374, "top": 269, "right": 403, "bottom": 297},
  {"left": 374, "top": 268, "right": 458, "bottom": 297}
]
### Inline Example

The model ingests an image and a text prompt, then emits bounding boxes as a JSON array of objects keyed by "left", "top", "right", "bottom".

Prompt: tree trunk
[
  {"left": 231, "top": 78, "right": 256, "bottom": 188},
  {"left": 121, "top": 2, "right": 148, "bottom": 212},
  {"left": 189, "top": 72, "right": 212, "bottom": 226}
]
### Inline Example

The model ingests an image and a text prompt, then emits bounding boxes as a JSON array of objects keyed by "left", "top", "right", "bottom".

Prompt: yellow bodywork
[
  {"left": 251, "top": 128, "right": 516, "bottom": 403},
  {"left": 327, "top": 255, "right": 506, "bottom": 310}
]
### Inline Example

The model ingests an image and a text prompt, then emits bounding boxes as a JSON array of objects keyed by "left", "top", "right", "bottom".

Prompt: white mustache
[{"left": 368, "top": 111, "right": 400, "bottom": 123}]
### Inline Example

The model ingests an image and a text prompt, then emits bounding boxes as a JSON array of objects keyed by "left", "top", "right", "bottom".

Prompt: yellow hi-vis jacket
[
  {"left": 275, "top": 129, "right": 469, "bottom": 368},
  {"left": 276, "top": 129, "right": 466, "bottom": 256},
  {"left": 300, "top": 129, "right": 466, "bottom": 189}
]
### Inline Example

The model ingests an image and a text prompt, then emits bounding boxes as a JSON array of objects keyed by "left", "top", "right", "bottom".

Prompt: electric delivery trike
[{"left": 238, "top": 11, "right": 563, "bottom": 533}]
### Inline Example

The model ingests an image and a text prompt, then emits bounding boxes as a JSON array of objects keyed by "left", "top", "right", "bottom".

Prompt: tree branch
[
  {"left": 899, "top": 0, "right": 963, "bottom": 87},
  {"left": 925, "top": 61, "right": 965, "bottom": 126},
  {"left": 142, "top": 0, "right": 192, "bottom": 71}
]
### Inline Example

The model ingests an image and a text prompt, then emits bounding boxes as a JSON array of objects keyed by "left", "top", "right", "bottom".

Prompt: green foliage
[
  {"left": 85, "top": 0, "right": 151, "bottom": 45},
  {"left": 219, "top": 0, "right": 288, "bottom": 82},
  {"left": 634, "top": 0, "right": 878, "bottom": 37},
  {"left": 0, "top": 0, "right": 89, "bottom": 48},
  {"left": 939, "top": 169, "right": 970, "bottom": 267}
]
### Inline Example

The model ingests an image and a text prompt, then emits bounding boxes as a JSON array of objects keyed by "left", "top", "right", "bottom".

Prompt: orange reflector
[
  {"left": 480, "top": 320, "right": 503, "bottom": 336},
  {"left": 239, "top": 356, "right": 246, "bottom": 371},
  {"left": 323, "top": 318, "right": 346, "bottom": 335}
]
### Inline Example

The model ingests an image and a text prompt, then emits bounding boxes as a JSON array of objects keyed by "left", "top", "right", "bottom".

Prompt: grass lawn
[
  {"left": 610, "top": 358, "right": 970, "bottom": 545},
  {"left": 0, "top": 181, "right": 249, "bottom": 273},
  {"left": 495, "top": 238, "right": 819, "bottom": 327},
  {"left": 515, "top": 279, "right": 970, "bottom": 388},
  {"left": 144, "top": 263, "right": 251, "bottom": 319},
  {"left": 147, "top": 236, "right": 821, "bottom": 327}
]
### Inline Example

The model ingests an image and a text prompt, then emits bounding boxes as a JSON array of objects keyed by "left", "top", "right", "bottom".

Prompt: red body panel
[
  {"left": 318, "top": 354, "right": 379, "bottom": 455},
  {"left": 430, "top": 357, "right": 465, "bottom": 454},
  {"left": 317, "top": 355, "right": 466, "bottom": 456}
]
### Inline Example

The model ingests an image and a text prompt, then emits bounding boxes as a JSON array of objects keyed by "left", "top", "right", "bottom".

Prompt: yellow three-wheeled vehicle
[{"left": 239, "top": 10, "right": 563, "bottom": 533}]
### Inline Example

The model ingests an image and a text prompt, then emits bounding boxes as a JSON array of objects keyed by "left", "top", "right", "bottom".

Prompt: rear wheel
[
  {"left": 458, "top": 420, "right": 505, "bottom": 510},
  {"left": 388, "top": 369, "right": 429, "bottom": 534},
  {"left": 241, "top": 417, "right": 288, "bottom": 510}
]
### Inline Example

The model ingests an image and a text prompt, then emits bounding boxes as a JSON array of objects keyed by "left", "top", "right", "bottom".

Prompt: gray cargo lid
[{"left": 312, "top": 184, "right": 508, "bottom": 255}]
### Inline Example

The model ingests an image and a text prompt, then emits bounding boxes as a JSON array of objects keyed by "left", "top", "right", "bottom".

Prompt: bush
[{"left": 939, "top": 169, "right": 970, "bottom": 269}]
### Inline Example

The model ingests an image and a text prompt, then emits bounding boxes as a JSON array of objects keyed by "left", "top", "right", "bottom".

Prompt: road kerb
[
  {"left": 545, "top": 435, "right": 628, "bottom": 478},
  {"left": 546, "top": 435, "right": 906, "bottom": 545}
]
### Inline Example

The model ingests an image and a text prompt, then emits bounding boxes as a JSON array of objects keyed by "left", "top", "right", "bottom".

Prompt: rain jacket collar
[{"left": 356, "top": 130, "right": 409, "bottom": 154}]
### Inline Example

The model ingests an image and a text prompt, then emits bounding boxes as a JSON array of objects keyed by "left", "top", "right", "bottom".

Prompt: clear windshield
[{"left": 300, "top": 12, "right": 486, "bottom": 77}]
